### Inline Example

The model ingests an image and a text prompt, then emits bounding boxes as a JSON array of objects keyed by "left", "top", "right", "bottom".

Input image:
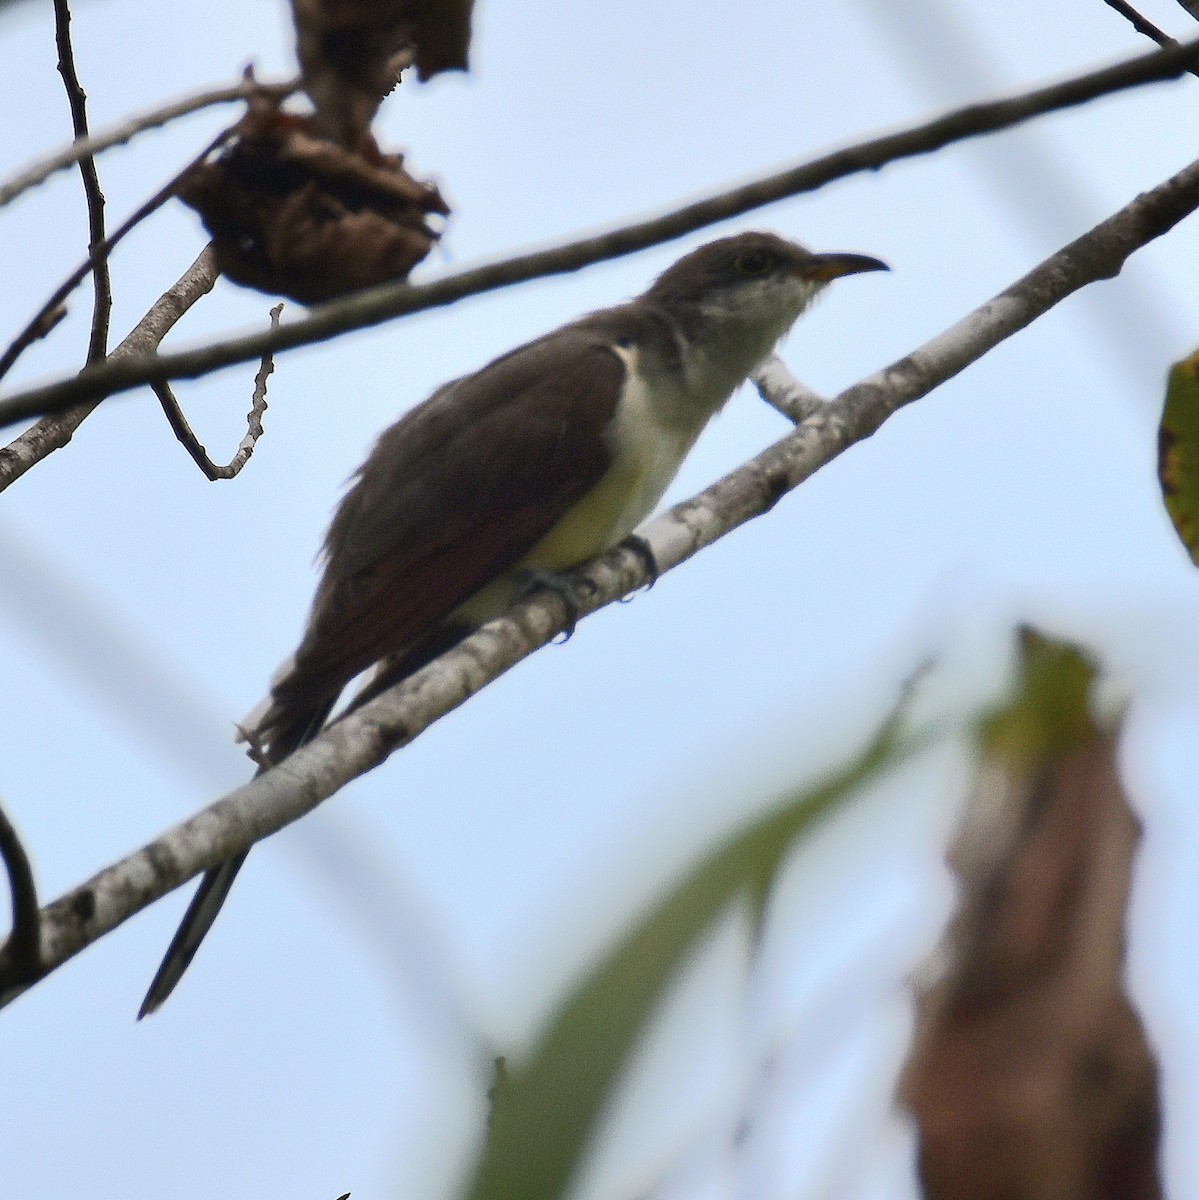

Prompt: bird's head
[{"left": 646, "top": 231, "right": 888, "bottom": 353}]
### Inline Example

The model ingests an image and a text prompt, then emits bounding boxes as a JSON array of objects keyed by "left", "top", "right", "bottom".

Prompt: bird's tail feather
[
  {"left": 138, "top": 853, "right": 249, "bottom": 1018},
  {"left": 137, "top": 691, "right": 336, "bottom": 1019},
  {"left": 138, "top": 624, "right": 464, "bottom": 1018}
]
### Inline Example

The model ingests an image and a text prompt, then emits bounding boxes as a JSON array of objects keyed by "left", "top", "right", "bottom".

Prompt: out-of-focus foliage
[
  {"left": 468, "top": 694, "right": 921, "bottom": 1200},
  {"left": 1158, "top": 346, "right": 1199, "bottom": 564},
  {"left": 904, "top": 631, "right": 1160, "bottom": 1200}
]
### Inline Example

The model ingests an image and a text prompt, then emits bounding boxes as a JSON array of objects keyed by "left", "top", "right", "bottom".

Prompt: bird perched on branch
[{"left": 139, "top": 229, "right": 887, "bottom": 1016}]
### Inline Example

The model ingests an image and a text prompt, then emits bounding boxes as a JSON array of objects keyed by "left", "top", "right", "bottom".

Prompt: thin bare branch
[
  {"left": 4, "top": 148, "right": 1199, "bottom": 1005},
  {"left": 0, "top": 799, "right": 39, "bottom": 985},
  {"left": 54, "top": 0, "right": 111, "bottom": 363},
  {"left": 153, "top": 302, "right": 281, "bottom": 479},
  {"left": 0, "top": 246, "right": 218, "bottom": 492},
  {"left": 1103, "top": 0, "right": 1190, "bottom": 61},
  {"left": 0, "top": 124, "right": 233, "bottom": 385},
  {"left": 0, "top": 74, "right": 298, "bottom": 211},
  {"left": 2, "top": 35, "right": 1198, "bottom": 428}
]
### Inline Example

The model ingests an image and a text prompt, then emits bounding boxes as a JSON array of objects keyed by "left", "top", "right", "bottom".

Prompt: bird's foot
[
  {"left": 512, "top": 568, "right": 596, "bottom": 640},
  {"left": 617, "top": 534, "right": 659, "bottom": 603}
]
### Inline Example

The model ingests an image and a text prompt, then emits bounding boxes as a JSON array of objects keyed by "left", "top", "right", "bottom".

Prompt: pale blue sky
[{"left": 3, "top": 2, "right": 1199, "bottom": 1198}]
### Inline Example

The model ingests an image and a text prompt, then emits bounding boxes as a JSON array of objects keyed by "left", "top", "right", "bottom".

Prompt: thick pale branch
[
  {"left": 4, "top": 151, "right": 1198, "bottom": 1007},
  {"left": 1, "top": 36, "right": 1197, "bottom": 429},
  {"left": 0, "top": 76, "right": 297, "bottom": 211}
]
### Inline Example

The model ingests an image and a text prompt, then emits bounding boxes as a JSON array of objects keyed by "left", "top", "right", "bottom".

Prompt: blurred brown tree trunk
[{"left": 902, "top": 638, "right": 1162, "bottom": 1199}]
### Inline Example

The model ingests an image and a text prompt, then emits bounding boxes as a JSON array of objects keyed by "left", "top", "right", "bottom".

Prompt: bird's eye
[{"left": 734, "top": 250, "right": 773, "bottom": 276}]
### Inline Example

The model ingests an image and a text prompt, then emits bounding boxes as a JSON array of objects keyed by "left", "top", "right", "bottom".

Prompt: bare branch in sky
[{"left": 1, "top": 36, "right": 1197, "bottom": 428}]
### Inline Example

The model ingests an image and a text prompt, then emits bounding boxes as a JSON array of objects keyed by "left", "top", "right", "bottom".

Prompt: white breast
[
  {"left": 601, "top": 344, "right": 711, "bottom": 540},
  {"left": 518, "top": 343, "right": 722, "bottom": 573}
]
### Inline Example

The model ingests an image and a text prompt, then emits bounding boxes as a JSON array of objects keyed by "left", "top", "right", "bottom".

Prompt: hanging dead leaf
[
  {"left": 291, "top": 0, "right": 475, "bottom": 143},
  {"left": 1158, "top": 346, "right": 1199, "bottom": 565},
  {"left": 176, "top": 98, "right": 449, "bottom": 303},
  {"left": 902, "top": 631, "right": 1161, "bottom": 1200}
]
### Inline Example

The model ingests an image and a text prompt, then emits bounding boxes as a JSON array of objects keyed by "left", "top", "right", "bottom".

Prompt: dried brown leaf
[
  {"left": 902, "top": 633, "right": 1161, "bottom": 1200},
  {"left": 176, "top": 99, "right": 449, "bottom": 303},
  {"left": 290, "top": 0, "right": 475, "bottom": 143}
]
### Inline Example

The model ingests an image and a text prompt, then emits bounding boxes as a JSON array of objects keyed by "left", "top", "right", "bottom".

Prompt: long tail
[
  {"left": 138, "top": 853, "right": 249, "bottom": 1018},
  {"left": 137, "top": 689, "right": 337, "bottom": 1019},
  {"left": 137, "top": 624, "right": 468, "bottom": 1018}
]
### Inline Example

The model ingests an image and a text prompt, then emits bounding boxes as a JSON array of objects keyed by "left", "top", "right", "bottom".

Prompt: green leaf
[
  {"left": 1157, "top": 346, "right": 1199, "bottom": 564},
  {"left": 466, "top": 700, "right": 921, "bottom": 1200},
  {"left": 979, "top": 627, "right": 1100, "bottom": 766}
]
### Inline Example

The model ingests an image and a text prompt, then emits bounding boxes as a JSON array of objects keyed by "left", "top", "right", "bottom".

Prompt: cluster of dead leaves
[
  {"left": 177, "top": 0, "right": 473, "bottom": 303},
  {"left": 178, "top": 100, "right": 449, "bottom": 303}
]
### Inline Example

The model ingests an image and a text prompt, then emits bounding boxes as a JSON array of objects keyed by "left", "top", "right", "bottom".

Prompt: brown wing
[{"left": 255, "top": 327, "right": 626, "bottom": 755}]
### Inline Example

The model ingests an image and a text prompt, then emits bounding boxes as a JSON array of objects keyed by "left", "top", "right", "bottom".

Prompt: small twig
[
  {"left": 154, "top": 302, "right": 282, "bottom": 480},
  {"left": 0, "top": 74, "right": 298, "bottom": 211},
  {"left": 0, "top": 246, "right": 218, "bottom": 493},
  {"left": 0, "top": 124, "right": 234, "bottom": 385},
  {"left": 1103, "top": 0, "right": 1187, "bottom": 56},
  {"left": 4, "top": 35, "right": 1196, "bottom": 429},
  {"left": 0, "top": 800, "right": 40, "bottom": 983},
  {"left": 1176, "top": 1, "right": 1199, "bottom": 23},
  {"left": 751, "top": 355, "right": 827, "bottom": 423},
  {"left": 54, "top": 0, "right": 111, "bottom": 364}
]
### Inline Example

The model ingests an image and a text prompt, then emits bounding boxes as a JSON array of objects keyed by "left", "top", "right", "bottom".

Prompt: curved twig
[
  {"left": 1, "top": 35, "right": 1198, "bottom": 428},
  {"left": 0, "top": 800, "right": 39, "bottom": 984},
  {"left": 154, "top": 302, "right": 282, "bottom": 479},
  {"left": 4, "top": 148, "right": 1199, "bottom": 1007}
]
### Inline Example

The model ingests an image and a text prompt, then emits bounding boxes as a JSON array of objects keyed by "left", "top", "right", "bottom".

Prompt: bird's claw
[
  {"left": 512, "top": 568, "right": 586, "bottom": 640},
  {"left": 617, "top": 534, "right": 659, "bottom": 602}
]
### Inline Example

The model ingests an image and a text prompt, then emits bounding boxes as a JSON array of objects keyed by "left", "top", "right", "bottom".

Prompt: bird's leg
[
  {"left": 511, "top": 568, "right": 595, "bottom": 640},
  {"left": 618, "top": 533, "right": 659, "bottom": 595}
]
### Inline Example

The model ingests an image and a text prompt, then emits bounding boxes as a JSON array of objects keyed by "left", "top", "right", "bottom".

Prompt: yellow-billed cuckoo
[{"left": 139, "top": 230, "right": 887, "bottom": 1016}]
